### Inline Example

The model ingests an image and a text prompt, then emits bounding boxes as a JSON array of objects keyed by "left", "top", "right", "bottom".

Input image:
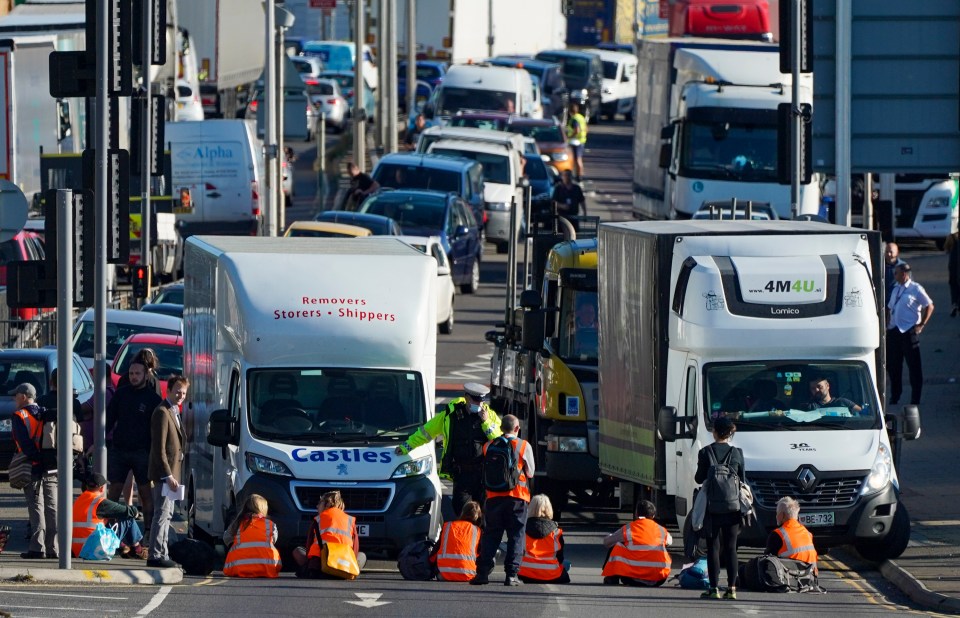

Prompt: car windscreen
[
  {"left": 373, "top": 163, "right": 462, "bottom": 193},
  {"left": 512, "top": 124, "right": 564, "bottom": 143},
  {"left": 306, "top": 83, "right": 335, "bottom": 96},
  {"left": 399, "top": 64, "right": 442, "bottom": 81},
  {"left": 360, "top": 194, "right": 447, "bottom": 231},
  {"left": 430, "top": 149, "right": 510, "bottom": 185},
  {"left": 304, "top": 45, "right": 352, "bottom": 71},
  {"left": 113, "top": 343, "right": 183, "bottom": 378},
  {"left": 538, "top": 54, "right": 589, "bottom": 86},
  {"left": 524, "top": 156, "right": 549, "bottom": 180},
  {"left": 450, "top": 117, "right": 508, "bottom": 131},
  {"left": 154, "top": 288, "right": 184, "bottom": 304},
  {"left": 289, "top": 229, "right": 359, "bottom": 238},
  {"left": 0, "top": 360, "right": 47, "bottom": 396},
  {"left": 74, "top": 321, "right": 181, "bottom": 360},
  {"left": 436, "top": 87, "right": 514, "bottom": 115},
  {"left": 247, "top": 368, "right": 426, "bottom": 444}
]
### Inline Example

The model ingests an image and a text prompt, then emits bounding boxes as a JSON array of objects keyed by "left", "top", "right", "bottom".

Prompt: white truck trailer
[
  {"left": 633, "top": 39, "right": 820, "bottom": 220},
  {"left": 184, "top": 236, "right": 442, "bottom": 556},
  {"left": 598, "top": 220, "right": 919, "bottom": 561}
]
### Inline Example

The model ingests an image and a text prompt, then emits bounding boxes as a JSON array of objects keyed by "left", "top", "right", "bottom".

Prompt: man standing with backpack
[
  {"left": 470, "top": 414, "right": 534, "bottom": 587},
  {"left": 694, "top": 416, "right": 744, "bottom": 600}
]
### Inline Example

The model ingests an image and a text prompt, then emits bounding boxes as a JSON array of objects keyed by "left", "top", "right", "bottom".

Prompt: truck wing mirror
[
  {"left": 901, "top": 405, "right": 921, "bottom": 440},
  {"left": 657, "top": 405, "right": 679, "bottom": 442},
  {"left": 521, "top": 310, "right": 545, "bottom": 351},
  {"left": 519, "top": 289, "right": 541, "bottom": 309},
  {"left": 660, "top": 125, "right": 674, "bottom": 141},
  {"left": 207, "top": 409, "right": 238, "bottom": 447},
  {"left": 659, "top": 143, "right": 672, "bottom": 169},
  {"left": 484, "top": 329, "right": 502, "bottom": 344}
]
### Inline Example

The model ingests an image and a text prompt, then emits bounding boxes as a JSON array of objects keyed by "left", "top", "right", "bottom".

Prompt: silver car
[{"left": 306, "top": 79, "right": 348, "bottom": 135}]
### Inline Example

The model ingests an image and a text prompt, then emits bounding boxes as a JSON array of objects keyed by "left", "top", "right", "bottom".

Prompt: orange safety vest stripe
[
  {"left": 14, "top": 409, "right": 42, "bottom": 453},
  {"left": 71, "top": 491, "right": 105, "bottom": 557},
  {"left": 308, "top": 509, "right": 356, "bottom": 558},
  {"left": 601, "top": 519, "right": 672, "bottom": 582},
  {"left": 483, "top": 438, "right": 531, "bottom": 502},
  {"left": 776, "top": 519, "right": 818, "bottom": 565},
  {"left": 223, "top": 517, "right": 281, "bottom": 578},
  {"left": 518, "top": 529, "right": 563, "bottom": 580},
  {"left": 436, "top": 520, "right": 480, "bottom": 582}
]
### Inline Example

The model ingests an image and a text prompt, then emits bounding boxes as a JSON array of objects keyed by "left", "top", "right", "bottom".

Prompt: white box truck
[
  {"left": 598, "top": 220, "right": 919, "bottom": 561},
  {"left": 633, "top": 39, "right": 820, "bottom": 220},
  {"left": 184, "top": 236, "right": 442, "bottom": 555}
]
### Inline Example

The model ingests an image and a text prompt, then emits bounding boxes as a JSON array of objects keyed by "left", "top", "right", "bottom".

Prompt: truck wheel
[
  {"left": 187, "top": 484, "right": 216, "bottom": 546},
  {"left": 855, "top": 502, "right": 911, "bottom": 561},
  {"left": 460, "top": 260, "right": 480, "bottom": 294}
]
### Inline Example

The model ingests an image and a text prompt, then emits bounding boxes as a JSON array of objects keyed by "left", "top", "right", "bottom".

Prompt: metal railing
[{"left": 0, "top": 288, "right": 132, "bottom": 350}]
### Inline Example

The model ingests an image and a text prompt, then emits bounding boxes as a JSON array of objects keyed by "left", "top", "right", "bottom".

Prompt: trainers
[
  {"left": 603, "top": 576, "right": 620, "bottom": 585},
  {"left": 20, "top": 550, "right": 45, "bottom": 559},
  {"left": 504, "top": 575, "right": 522, "bottom": 586},
  {"left": 700, "top": 588, "right": 721, "bottom": 599},
  {"left": 146, "top": 558, "right": 178, "bottom": 568},
  {"left": 469, "top": 574, "right": 490, "bottom": 585},
  {"left": 723, "top": 588, "right": 737, "bottom": 600},
  {"left": 133, "top": 545, "right": 149, "bottom": 560}
]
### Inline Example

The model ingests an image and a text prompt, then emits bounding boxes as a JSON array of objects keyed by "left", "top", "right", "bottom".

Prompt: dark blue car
[
  {"left": 398, "top": 60, "right": 448, "bottom": 111},
  {"left": 358, "top": 189, "right": 482, "bottom": 293},
  {"left": 523, "top": 152, "right": 557, "bottom": 216}
]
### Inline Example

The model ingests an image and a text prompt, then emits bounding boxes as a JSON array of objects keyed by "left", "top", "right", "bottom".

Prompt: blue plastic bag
[
  {"left": 678, "top": 557, "right": 709, "bottom": 590},
  {"left": 79, "top": 523, "right": 121, "bottom": 561}
]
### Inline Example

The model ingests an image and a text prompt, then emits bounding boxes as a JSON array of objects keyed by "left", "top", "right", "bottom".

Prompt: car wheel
[
  {"left": 461, "top": 259, "right": 480, "bottom": 294},
  {"left": 439, "top": 298, "right": 454, "bottom": 334}
]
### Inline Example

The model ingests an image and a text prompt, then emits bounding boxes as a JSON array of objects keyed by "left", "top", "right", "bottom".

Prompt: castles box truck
[
  {"left": 185, "top": 236, "right": 442, "bottom": 555},
  {"left": 598, "top": 220, "right": 918, "bottom": 561}
]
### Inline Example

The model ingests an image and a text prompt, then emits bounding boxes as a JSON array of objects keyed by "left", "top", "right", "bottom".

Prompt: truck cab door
[
  {"left": 213, "top": 367, "right": 242, "bottom": 531},
  {"left": 668, "top": 363, "right": 702, "bottom": 522}
]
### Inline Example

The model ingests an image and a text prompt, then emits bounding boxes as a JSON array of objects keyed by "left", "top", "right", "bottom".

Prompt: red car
[{"left": 110, "top": 333, "right": 184, "bottom": 398}]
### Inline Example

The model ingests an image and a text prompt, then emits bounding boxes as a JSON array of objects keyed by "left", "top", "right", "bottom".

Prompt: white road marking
[
  {"left": 137, "top": 585, "right": 172, "bottom": 616},
  {"left": 438, "top": 353, "right": 492, "bottom": 383},
  {"left": 0, "top": 590, "right": 126, "bottom": 600},
  {"left": 546, "top": 583, "right": 569, "bottom": 612},
  {"left": 345, "top": 592, "right": 391, "bottom": 608},
  {"left": 0, "top": 606, "right": 118, "bottom": 613}
]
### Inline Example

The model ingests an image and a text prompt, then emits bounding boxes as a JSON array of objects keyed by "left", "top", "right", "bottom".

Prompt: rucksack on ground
[
  {"left": 739, "top": 555, "right": 824, "bottom": 593},
  {"left": 483, "top": 436, "right": 520, "bottom": 492},
  {"left": 397, "top": 539, "right": 437, "bottom": 581},
  {"left": 170, "top": 538, "right": 219, "bottom": 576},
  {"left": 676, "top": 557, "right": 709, "bottom": 589},
  {"left": 704, "top": 446, "right": 740, "bottom": 514}
]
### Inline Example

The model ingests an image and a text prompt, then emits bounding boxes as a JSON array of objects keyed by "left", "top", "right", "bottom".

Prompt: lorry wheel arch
[{"left": 854, "top": 501, "right": 911, "bottom": 562}]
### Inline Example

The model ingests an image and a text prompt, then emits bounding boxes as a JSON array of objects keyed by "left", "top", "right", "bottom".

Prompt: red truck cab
[{"left": 667, "top": 0, "right": 773, "bottom": 42}]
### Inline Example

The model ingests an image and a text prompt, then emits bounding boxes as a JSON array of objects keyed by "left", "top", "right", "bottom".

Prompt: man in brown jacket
[{"left": 147, "top": 375, "right": 189, "bottom": 568}]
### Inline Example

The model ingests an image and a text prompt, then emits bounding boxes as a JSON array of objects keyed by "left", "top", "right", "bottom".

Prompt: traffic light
[{"left": 133, "top": 264, "right": 150, "bottom": 299}]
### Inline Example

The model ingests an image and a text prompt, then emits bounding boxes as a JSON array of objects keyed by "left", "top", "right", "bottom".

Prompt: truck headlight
[
  {"left": 546, "top": 435, "right": 588, "bottom": 453},
  {"left": 551, "top": 152, "right": 569, "bottom": 161},
  {"left": 245, "top": 452, "right": 293, "bottom": 477},
  {"left": 486, "top": 202, "right": 510, "bottom": 212},
  {"left": 927, "top": 197, "right": 950, "bottom": 209},
  {"left": 392, "top": 456, "right": 433, "bottom": 478},
  {"left": 861, "top": 442, "right": 892, "bottom": 495}
]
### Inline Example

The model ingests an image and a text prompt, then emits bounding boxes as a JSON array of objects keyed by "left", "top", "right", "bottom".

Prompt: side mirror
[
  {"left": 660, "top": 125, "right": 673, "bottom": 140},
  {"left": 454, "top": 224, "right": 469, "bottom": 237},
  {"left": 521, "top": 310, "right": 545, "bottom": 351},
  {"left": 902, "top": 405, "right": 921, "bottom": 440},
  {"left": 657, "top": 405, "right": 679, "bottom": 442},
  {"left": 207, "top": 409, "right": 238, "bottom": 447},
  {"left": 519, "top": 288, "right": 542, "bottom": 309}
]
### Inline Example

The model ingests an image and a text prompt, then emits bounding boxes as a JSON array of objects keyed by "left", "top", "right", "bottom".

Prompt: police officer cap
[{"left": 464, "top": 382, "right": 490, "bottom": 400}]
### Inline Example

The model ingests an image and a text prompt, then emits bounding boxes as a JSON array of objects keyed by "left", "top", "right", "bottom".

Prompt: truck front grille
[
  {"left": 294, "top": 486, "right": 392, "bottom": 512},
  {"left": 749, "top": 476, "right": 863, "bottom": 509}
]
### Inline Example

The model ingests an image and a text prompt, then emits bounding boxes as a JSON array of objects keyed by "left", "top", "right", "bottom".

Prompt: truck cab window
[{"left": 559, "top": 289, "right": 598, "bottom": 362}]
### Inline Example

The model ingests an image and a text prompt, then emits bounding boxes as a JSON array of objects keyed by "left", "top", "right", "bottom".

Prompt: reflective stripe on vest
[
  {"left": 71, "top": 491, "right": 105, "bottom": 557},
  {"left": 519, "top": 529, "right": 563, "bottom": 580},
  {"left": 307, "top": 509, "right": 356, "bottom": 558},
  {"left": 436, "top": 521, "right": 480, "bottom": 582},
  {"left": 776, "top": 519, "right": 818, "bottom": 564},
  {"left": 14, "top": 408, "right": 42, "bottom": 453},
  {"left": 483, "top": 437, "right": 531, "bottom": 502},
  {"left": 601, "top": 519, "right": 672, "bottom": 582},
  {"left": 223, "top": 517, "right": 281, "bottom": 578}
]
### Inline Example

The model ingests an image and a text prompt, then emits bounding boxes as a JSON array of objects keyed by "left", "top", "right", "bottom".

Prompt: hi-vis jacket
[
  {"left": 601, "top": 518, "right": 672, "bottom": 582},
  {"left": 223, "top": 516, "right": 281, "bottom": 578},
  {"left": 432, "top": 520, "right": 480, "bottom": 582},
  {"left": 483, "top": 436, "right": 531, "bottom": 502},
  {"left": 72, "top": 490, "right": 105, "bottom": 557},
  {"left": 397, "top": 398, "right": 502, "bottom": 475},
  {"left": 775, "top": 518, "right": 818, "bottom": 565},
  {"left": 307, "top": 507, "right": 356, "bottom": 559},
  {"left": 519, "top": 529, "right": 564, "bottom": 580}
]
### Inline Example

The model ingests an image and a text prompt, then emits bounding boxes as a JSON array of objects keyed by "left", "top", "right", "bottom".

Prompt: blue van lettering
[
  {"left": 309, "top": 451, "right": 324, "bottom": 462},
  {"left": 363, "top": 451, "right": 378, "bottom": 463},
  {"left": 327, "top": 451, "right": 339, "bottom": 462},
  {"left": 292, "top": 448, "right": 308, "bottom": 462},
  {"left": 380, "top": 452, "right": 392, "bottom": 463},
  {"left": 291, "top": 448, "right": 394, "bottom": 463},
  {"left": 195, "top": 145, "right": 234, "bottom": 160}
]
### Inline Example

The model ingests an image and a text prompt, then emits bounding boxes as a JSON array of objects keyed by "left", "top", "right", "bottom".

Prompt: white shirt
[
  {"left": 887, "top": 279, "right": 932, "bottom": 333},
  {"left": 501, "top": 432, "right": 536, "bottom": 479}
]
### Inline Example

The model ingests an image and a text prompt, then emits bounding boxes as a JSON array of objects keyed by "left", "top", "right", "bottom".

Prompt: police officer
[{"left": 396, "top": 383, "right": 502, "bottom": 515}]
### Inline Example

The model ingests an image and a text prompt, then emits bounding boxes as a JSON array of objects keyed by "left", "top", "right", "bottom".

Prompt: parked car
[
  {"left": 396, "top": 235, "right": 456, "bottom": 334},
  {"left": 398, "top": 60, "right": 447, "bottom": 111},
  {"left": 0, "top": 348, "right": 93, "bottom": 470},
  {"left": 174, "top": 80, "right": 205, "bottom": 121},
  {"left": 319, "top": 71, "right": 375, "bottom": 123},
  {"left": 109, "top": 332, "right": 184, "bottom": 397},
  {"left": 358, "top": 189, "right": 482, "bottom": 293},
  {"left": 313, "top": 211, "right": 402, "bottom": 236},
  {"left": 306, "top": 79, "right": 348, "bottom": 134},
  {"left": 523, "top": 152, "right": 557, "bottom": 217},
  {"left": 72, "top": 309, "right": 183, "bottom": 370},
  {"left": 508, "top": 117, "right": 573, "bottom": 173},
  {"left": 534, "top": 49, "right": 603, "bottom": 124},
  {"left": 140, "top": 303, "right": 184, "bottom": 318},
  {"left": 488, "top": 57, "right": 569, "bottom": 124},
  {"left": 284, "top": 220, "right": 373, "bottom": 238},
  {"left": 152, "top": 283, "right": 184, "bottom": 305}
]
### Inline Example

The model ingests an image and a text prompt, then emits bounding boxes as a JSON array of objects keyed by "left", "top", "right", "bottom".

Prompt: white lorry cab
[
  {"left": 184, "top": 236, "right": 441, "bottom": 556},
  {"left": 427, "top": 64, "right": 541, "bottom": 123},
  {"left": 598, "top": 220, "right": 920, "bottom": 561},
  {"left": 594, "top": 49, "right": 637, "bottom": 121}
]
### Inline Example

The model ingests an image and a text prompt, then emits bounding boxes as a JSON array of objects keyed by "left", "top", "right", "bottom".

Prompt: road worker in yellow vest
[
  {"left": 431, "top": 500, "right": 483, "bottom": 582},
  {"left": 766, "top": 496, "right": 818, "bottom": 570},
  {"left": 602, "top": 499, "right": 673, "bottom": 586},
  {"left": 222, "top": 494, "right": 281, "bottom": 578},
  {"left": 518, "top": 494, "right": 570, "bottom": 584},
  {"left": 72, "top": 472, "right": 144, "bottom": 559}
]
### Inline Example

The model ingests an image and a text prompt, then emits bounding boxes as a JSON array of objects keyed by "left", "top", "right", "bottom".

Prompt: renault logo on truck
[{"left": 797, "top": 467, "right": 817, "bottom": 492}]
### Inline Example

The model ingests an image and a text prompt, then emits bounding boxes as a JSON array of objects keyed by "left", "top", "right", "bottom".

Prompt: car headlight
[
  {"left": 551, "top": 152, "right": 569, "bottom": 161},
  {"left": 392, "top": 456, "right": 433, "bottom": 478},
  {"left": 927, "top": 197, "right": 950, "bottom": 209},
  {"left": 579, "top": 88, "right": 589, "bottom": 100},
  {"left": 861, "top": 442, "right": 892, "bottom": 495},
  {"left": 546, "top": 435, "right": 588, "bottom": 453},
  {"left": 486, "top": 202, "right": 510, "bottom": 212},
  {"left": 245, "top": 452, "right": 293, "bottom": 477}
]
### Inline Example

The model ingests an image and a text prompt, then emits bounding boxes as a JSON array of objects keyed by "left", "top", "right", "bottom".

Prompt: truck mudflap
[
  {"left": 238, "top": 472, "right": 441, "bottom": 554},
  {"left": 738, "top": 483, "right": 899, "bottom": 548}
]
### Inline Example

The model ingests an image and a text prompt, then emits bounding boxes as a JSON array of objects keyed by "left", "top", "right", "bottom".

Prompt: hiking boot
[
  {"left": 146, "top": 558, "right": 178, "bottom": 568},
  {"left": 723, "top": 588, "right": 737, "bottom": 600},
  {"left": 700, "top": 588, "right": 721, "bottom": 599},
  {"left": 504, "top": 575, "right": 522, "bottom": 586},
  {"left": 20, "top": 551, "right": 45, "bottom": 559}
]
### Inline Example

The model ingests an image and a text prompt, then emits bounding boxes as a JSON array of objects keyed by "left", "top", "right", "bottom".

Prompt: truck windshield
[
  {"left": 247, "top": 368, "right": 426, "bottom": 444},
  {"left": 558, "top": 289, "right": 598, "bottom": 363},
  {"left": 703, "top": 361, "right": 881, "bottom": 431},
  {"left": 680, "top": 120, "right": 778, "bottom": 183},
  {"left": 436, "top": 87, "right": 514, "bottom": 115}
]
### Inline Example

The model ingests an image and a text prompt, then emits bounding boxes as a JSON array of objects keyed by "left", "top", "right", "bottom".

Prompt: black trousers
[
  {"left": 476, "top": 497, "right": 527, "bottom": 578},
  {"left": 452, "top": 468, "right": 485, "bottom": 517},
  {"left": 705, "top": 514, "right": 740, "bottom": 589},
  {"left": 886, "top": 327, "right": 923, "bottom": 405}
]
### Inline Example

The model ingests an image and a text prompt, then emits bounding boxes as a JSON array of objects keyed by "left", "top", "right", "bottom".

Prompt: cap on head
[
  {"left": 14, "top": 383, "right": 37, "bottom": 399},
  {"left": 464, "top": 382, "right": 490, "bottom": 401},
  {"left": 86, "top": 472, "right": 108, "bottom": 488}
]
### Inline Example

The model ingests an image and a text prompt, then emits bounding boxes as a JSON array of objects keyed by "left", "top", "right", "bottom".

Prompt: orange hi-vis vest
[
  {"left": 223, "top": 516, "right": 281, "bottom": 578},
  {"left": 775, "top": 518, "right": 818, "bottom": 565},
  {"left": 72, "top": 490, "right": 105, "bottom": 557},
  {"left": 14, "top": 408, "right": 42, "bottom": 453},
  {"left": 307, "top": 507, "right": 356, "bottom": 558},
  {"left": 518, "top": 528, "right": 564, "bottom": 580},
  {"left": 601, "top": 518, "right": 672, "bottom": 582},
  {"left": 483, "top": 437, "right": 531, "bottom": 502},
  {"left": 434, "top": 520, "right": 480, "bottom": 581}
]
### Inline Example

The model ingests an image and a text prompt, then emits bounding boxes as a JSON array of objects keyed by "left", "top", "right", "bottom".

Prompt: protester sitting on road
[
  {"left": 293, "top": 490, "right": 366, "bottom": 578},
  {"left": 518, "top": 494, "right": 570, "bottom": 584},
  {"left": 72, "top": 473, "right": 145, "bottom": 559},
  {"left": 766, "top": 497, "right": 818, "bottom": 570},
  {"left": 223, "top": 494, "right": 281, "bottom": 578},
  {"left": 431, "top": 500, "right": 482, "bottom": 582},
  {"left": 804, "top": 376, "right": 862, "bottom": 413},
  {"left": 601, "top": 499, "right": 672, "bottom": 587}
]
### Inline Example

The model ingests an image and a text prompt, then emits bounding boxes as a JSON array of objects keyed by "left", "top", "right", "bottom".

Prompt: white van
[
  {"left": 166, "top": 119, "right": 264, "bottom": 237},
  {"left": 595, "top": 49, "right": 637, "bottom": 120},
  {"left": 303, "top": 40, "right": 378, "bottom": 91},
  {"left": 427, "top": 64, "right": 542, "bottom": 122}
]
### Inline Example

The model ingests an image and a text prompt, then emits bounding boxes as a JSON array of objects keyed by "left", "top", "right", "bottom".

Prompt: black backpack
[
  {"left": 397, "top": 539, "right": 437, "bottom": 581},
  {"left": 704, "top": 445, "right": 741, "bottom": 514},
  {"left": 170, "top": 539, "right": 219, "bottom": 576},
  {"left": 483, "top": 436, "right": 521, "bottom": 491},
  {"left": 739, "top": 555, "right": 824, "bottom": 593}
]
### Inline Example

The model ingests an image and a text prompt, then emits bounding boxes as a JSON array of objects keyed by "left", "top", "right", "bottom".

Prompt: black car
[
  {"left": 534, "top": 49, "right": 603, "bottom": 124},
  {"left": 0, "top": 349, "right": 94, "bottom": 470}
]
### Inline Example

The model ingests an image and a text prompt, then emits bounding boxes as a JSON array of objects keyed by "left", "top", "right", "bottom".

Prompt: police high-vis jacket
[
  {"left": 397, "top": 398, "right": 502, "bottom": 474},
  {"left": 223, "top": 516, "right": 281, "bottom": 578}
]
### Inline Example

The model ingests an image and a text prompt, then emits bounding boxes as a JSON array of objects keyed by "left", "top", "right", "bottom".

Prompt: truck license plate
[
  {"left": 356, "top": 524, "right": 370, "bottom": 537},
  {"left": 798, "top": 511, "right": 834, "bottom": 527}
]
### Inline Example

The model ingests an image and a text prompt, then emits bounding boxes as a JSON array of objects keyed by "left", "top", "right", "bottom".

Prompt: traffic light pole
[
  {"left": 140, "top": 0, "right": 153, "bottom": 298},
  {"left": 354, "top": 2, "right": 366, "bottom": 170},
  {"left": 56, "top": 189, "right": 74, "bottom": 570},
  {"left": 790, "top": 0, "right": 801, "bottom": 219},
  {"left": 93, "top": 0, "right": 109, "bottom": 477}
]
